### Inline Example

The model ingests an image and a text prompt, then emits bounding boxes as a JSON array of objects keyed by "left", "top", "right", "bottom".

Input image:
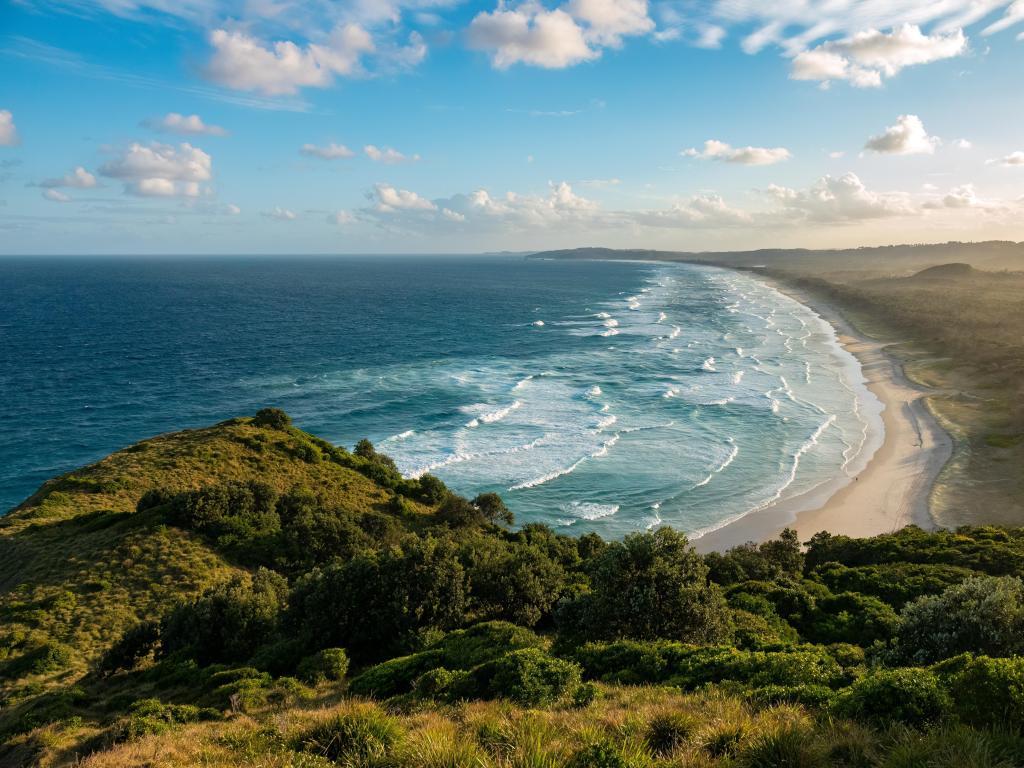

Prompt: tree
[
  {"left": 887, "top": 575, "right": 1024, "bottom": 665},
  {"left": 160, "top": 568, "right": 289, "bottom": 665},
  {"left": 557, "top": 528, "right": 733, "bottom": 646},
  {"left": 472, "top": 492, "right": 514, "bottom": 526}
]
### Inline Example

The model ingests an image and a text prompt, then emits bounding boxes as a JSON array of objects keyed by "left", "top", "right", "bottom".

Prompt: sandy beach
[{"left": 692, "top": 277, "right": 953, "bottom": 553}]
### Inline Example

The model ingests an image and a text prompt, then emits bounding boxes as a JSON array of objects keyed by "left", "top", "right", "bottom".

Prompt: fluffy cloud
[
  {"left": 564, "top": 0, "right": 654, "bottom": 46},
  {"left": 468, "top": 5, "right": 598, "bottom": 69},
  {"left": 301, "top": 142, "right": 355, "bottom": 159},
  {"left": 0, "top": 110, "right": 19, "bottom": 146},
  {"left": 206, "top": 25, "right": 374, "bottom": 95},
  {"left": 41, "top": 166, "right": 97, "bottom": 189},
  {"left": 42, "top": 189, "right": 71, "bottom": 203},
  {"left": 99, "top": 142, "right": 212, "bottom": 197},
  {"left": 864, "top": 115, "right": 940, "bottom": 155},
  {"left": 994, "top": 151, "right": 1024, "bottom": 166},
  {"left": 766, "top": 172, "right": 913, "bottom": 222},
  {"left": 144, "top": 112, "right": 227, "bottom": 136},
  {"left": 634, "top": 193, "right": 752, "bottom": 228},
  {"left": 330, "top": 210, "right": 355, "bottom": 225},
  {"left": 263, "top": 206, "right": 297, "bottom": 220},
  {"left": 683, "top": 139, "right": 791, "bottom": 166},
  {"left": 364, "top": 145, "right": 420, "bottom": 163},
  {"left": 791, "top": 25, "right": 966, "bottom": 88},
  {"left": 373, "top": 183, "right": 437, "bottom": 211}
]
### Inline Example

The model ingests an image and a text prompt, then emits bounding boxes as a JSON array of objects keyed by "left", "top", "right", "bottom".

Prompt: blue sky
[{"left": 1, "top": 0, "right": 1023, "bottom": 254}]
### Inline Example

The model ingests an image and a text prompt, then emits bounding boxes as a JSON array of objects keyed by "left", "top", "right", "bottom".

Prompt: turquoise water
[{"left": 0, "top": 256, "right": 880, "bottom": 538}]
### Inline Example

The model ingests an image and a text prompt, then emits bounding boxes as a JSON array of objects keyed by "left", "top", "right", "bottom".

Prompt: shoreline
[{"left": 691, "top": 273, "right": 953, "bottom": 552}]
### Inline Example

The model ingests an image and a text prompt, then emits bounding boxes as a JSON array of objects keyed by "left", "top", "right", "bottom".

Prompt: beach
[{"left": 692, "top": 276, "right": 953, "bottom": 552}]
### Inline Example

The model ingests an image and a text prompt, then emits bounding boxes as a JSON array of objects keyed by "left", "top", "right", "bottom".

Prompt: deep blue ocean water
[{"left": 0, "top": 256, "right": 880, "bottom": 537}]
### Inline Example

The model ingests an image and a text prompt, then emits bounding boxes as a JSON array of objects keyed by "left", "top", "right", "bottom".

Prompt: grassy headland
[{"left": 5, "top": 410, "right": 1024, "bottom": 766}]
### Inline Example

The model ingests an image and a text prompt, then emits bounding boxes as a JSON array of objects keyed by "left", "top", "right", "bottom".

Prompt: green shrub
[
  {"left": 566, "top": 741, "right": 628, "bottom": 768},
  {"left": 348, "top": 651, "right": 444, "bottom": 698},
  {"left": 704, "top": 725, "right": 744, "bottom": 758},
  {"left": 297, "top": 648, "right": 349, "bottom": 684},
  {"left": 465, "top": 648, "right": 583, "bottom": 706},
  {"left": 99, "top": 620, "right": 160, "bottom": 674},
  {"left": 253, "top": 408, "right": 292, "bottom": 430},
  {"left": 573, "top": 641, "right": 846, "bottom": 690},
  {"left": 108, "top": 698, "right": 219, "bottom": 743},
  {"left": 297, "top": 704, "right": 403, "bottom": 765},
  {"left": 747, "top": 684, "right": 837, "bottom": 708},
  {"left": 834, "top": 668, "right": 952, "bottom": 727},
  {"left": 943, "top": 655, "right": 1024, "bottom": 727}
]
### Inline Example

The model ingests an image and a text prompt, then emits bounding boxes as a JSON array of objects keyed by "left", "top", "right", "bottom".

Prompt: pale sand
[{"left": 692, "top": 277, "right": 953, "bottom": 553}]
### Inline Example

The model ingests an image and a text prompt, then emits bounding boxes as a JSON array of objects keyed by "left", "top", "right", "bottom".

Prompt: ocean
[{"left": 0, "top": 256, "right": 881, "bottom": 538}]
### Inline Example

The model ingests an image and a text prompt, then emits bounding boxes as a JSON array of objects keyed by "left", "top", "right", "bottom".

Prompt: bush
[
  {"left": 573, "top": 641, "right": 846, "bottom": 690},
  {"left": 943, "top": 654, "right": 1024, "bottom": 727},
  {"left": 747, "top": 684, "right": 837, "bottom": 708},
  {"left": 566, "top": 741, "right": 628, "bottom": 768},
  {"left": 108, "top": 698, "right": 219, "bottom": 743},
  {"left": 888, "top": 576, "right": 1024, "bottom": 665},
  {"left": 253, "top": 408, "right": 291, "bottom": 430},
  {"left": 464, "top": 648, "right": 583, "bottom": 706},
  {"left": 834, "top": 668, "right": 952, "bottom": 727},
  {"left": 297, "top": 647, "right": 349, "bottom": 684},
  {"left": 297, "top": 704, "right": 403, "bottom": 765}
]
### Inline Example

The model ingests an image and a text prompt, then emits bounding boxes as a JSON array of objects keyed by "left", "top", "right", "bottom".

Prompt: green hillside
[{"left": 5, "top": 412, "right": 1024, "bottom": 767}]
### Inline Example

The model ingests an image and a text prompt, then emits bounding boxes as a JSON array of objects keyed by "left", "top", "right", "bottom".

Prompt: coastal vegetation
[{"left": 4, "top": 412, "right": 1024, "bottom": 766}]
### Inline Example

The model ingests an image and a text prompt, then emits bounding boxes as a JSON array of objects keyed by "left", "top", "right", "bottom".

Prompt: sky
[{"left": 1, "top": 0, "right": 1024, "bottom": 254}]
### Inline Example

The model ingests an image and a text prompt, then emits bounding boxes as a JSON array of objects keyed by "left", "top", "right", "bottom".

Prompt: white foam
[
  {"left": 532, "top": 320, "right": 545, "bottom": 327},
  {"left": 731, "top": 371, "right": 745, "bottom": 385},
  {"left": 668, "top": 326, "right": 681, "bottom": 340},
  {"left": 595, "top": 311, "right": 611, "bottom": 319},
  {"left": 701, "top": 357, "right": 717, "bottom": 372},
  {"left": 587, "top": 385, "right": 603, "bottom": 397},
  {"left": 465, "top": 400, "right": 522, "bottom": 428},
  {"left": 590, "top": 433, "right": 620, "bottom": 457},
  {"left": 513, "top": 375, "right": 534, "bottom": 391},
  {"left": 386, "top": 429, "right": 416, "bottom": 442},
  {"left": 595, "top": 414, "right": 618, "bottom": 430},
  {"left": 657, "top": 311, "right": 667, "bottom": 323},
  {"left": 560, "top": 501, "right": 620, "bottom": 522},
  {"left": 600, "top": 327, "right": 620, "bottom": 337},
  {"left": 509, "top": 455, "right": 587, "bottom": 490}
]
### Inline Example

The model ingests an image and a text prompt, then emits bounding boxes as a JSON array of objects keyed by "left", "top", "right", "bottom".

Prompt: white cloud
[
  {"left": 226, "top": 203, "right": 241, "bottom": 215},
  {"left": 206, "top": 25, "right": 375, "bottom": 95},
  {"left": 791, "top": 25, "right": 966, "bottom": 88},
  {"left": 373, "top": 183, "right": 437, "bottom": 211},
  {"left": 766, "top": 172, "right": 913, "bottom": 222},
  {"left": 994, "top": 150, "right": 1024, "bottom": 166},
  {"left": 635, "top": 193, "right": 752, "bottom": 228},
  {"left": 301, "top": 142, "right": 355, "bottom": 159},
  {"left": 364, "top": 145, "right": 420, "bottom": 163},
  {"left": 468, "top": 5, "right": 598, "bottom": 69},
  {"left": 99, "top": 141, "right": 212, "bottom": 197},
  {"left": 564, "top": 0, "right": 654, "bottom": 46},
  {"left": 829, "top": 151, "right": 846, "bottom": 159},
  {"left": 954, "top": 138, "right": 973, "bottom": 149},
  {"left": 42, "top": 189, "right": 71, "bottom": 203},
  {"left": 330, "top": 210, "right": 355, "bottom": 225},
  {"left": 0, "top": 110, "right": 19, "bottom": 146},
  {"left": 683, "top": 139, "right": 791, "bottom": 166},
  {"left": 41, "top": 166, "right": 98, "bottom": 189},
  {"left": 145, "top": 112, "right": 227, "bottom": 136},
  {"left": 864, "top": 115, "right": 940, "bottom": 155},
  {"left": 578, "top": 177, "right": 621, "bottom": 187},
  {"left": 263, "top": 206, "right": 297, "bottom": 220}
]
